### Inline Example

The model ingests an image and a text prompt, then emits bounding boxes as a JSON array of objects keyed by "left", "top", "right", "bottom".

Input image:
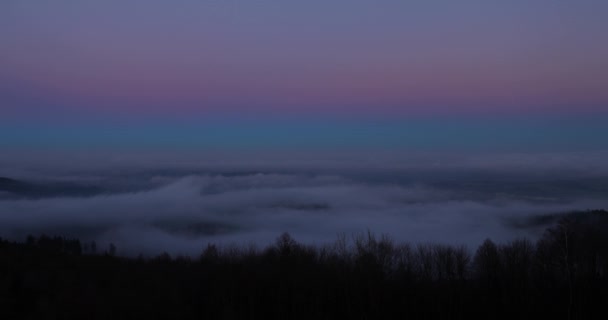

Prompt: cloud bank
[{"left": 2, "top": 171, "right": 607, "bottom": 256}]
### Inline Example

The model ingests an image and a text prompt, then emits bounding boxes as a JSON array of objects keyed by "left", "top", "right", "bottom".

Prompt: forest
[{"left": 1, "top": 210, "right": 607, "bottom": 320}]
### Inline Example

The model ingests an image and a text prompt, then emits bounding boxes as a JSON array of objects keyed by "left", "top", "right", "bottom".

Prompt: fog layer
[{"left": 2, "top": 167, "right": 608, "bottom": 256}]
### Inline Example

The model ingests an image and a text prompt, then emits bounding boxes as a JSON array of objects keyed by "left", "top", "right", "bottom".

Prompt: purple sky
[
  {"left": 1, "top": 1, "right": 607, "bottom": 152},
  {"left": 2, "top": 0, "right": 607, "bottom": 117}
]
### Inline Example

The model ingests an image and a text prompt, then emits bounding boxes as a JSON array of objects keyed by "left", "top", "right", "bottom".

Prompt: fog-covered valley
[{"left": 3, "top": 158, "right": 608, "bottom": 256}]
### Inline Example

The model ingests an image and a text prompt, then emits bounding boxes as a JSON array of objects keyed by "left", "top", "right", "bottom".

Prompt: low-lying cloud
[{"left": 2, "top": 171, "right": 608, "bottom": 256}]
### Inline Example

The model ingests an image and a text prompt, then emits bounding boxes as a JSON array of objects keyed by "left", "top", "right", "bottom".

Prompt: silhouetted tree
[
  {"left": 474, "top": 238, "right": 501, "bottom": 286},
  {"left": 2, "top": 210, "right": 608, "bottom": 320},
  {"left": 108, "top": 243, "right": 116, "bottom": 256}
]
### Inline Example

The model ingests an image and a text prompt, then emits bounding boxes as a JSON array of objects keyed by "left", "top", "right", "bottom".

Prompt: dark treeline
[{"left": 1, "top": 210, "right": 608, "bottom": 319}]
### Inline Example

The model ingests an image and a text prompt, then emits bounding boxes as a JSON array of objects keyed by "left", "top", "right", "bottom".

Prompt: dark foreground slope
[{"left": 1, "top": 210, "right": 608, "bottom": 320}]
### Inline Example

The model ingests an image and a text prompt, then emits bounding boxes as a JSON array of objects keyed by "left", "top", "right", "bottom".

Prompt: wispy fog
[{"left": 2, "top": 152, "right": 608, "bottom": 256}]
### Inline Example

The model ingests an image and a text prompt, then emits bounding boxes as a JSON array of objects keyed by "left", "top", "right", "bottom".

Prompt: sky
[
  {"left": 2, "top": 1, "right": 608, "bottom": 254},
  {"left": 1, "top": 0, "right": 608, "bottom": 151}
]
